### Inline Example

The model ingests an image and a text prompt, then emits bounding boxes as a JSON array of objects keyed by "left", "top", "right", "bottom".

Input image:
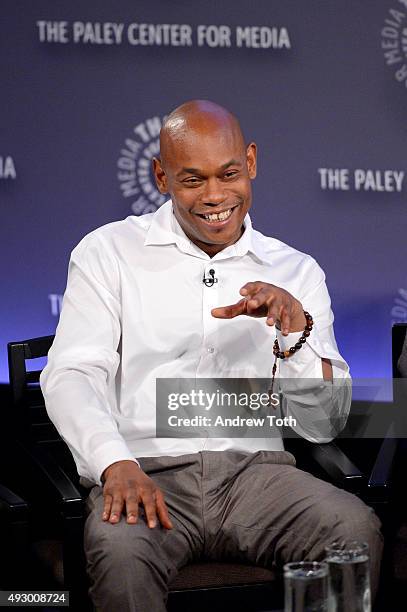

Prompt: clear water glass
[
  {"left": 284, "top": 561, "right": 329, "bottom": 611},
  {"left": 325, "top": 541, "right": 371, "bottom": 612}
]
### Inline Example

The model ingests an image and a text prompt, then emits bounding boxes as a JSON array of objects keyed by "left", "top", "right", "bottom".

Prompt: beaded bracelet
[{"left": 270, "top": 311, "right": 313, "bottom": 394}]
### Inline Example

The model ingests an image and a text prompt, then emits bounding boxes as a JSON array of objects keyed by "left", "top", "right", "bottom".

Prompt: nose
[{"left": 201, "top": 177, "right": 226, "bottom": 206}]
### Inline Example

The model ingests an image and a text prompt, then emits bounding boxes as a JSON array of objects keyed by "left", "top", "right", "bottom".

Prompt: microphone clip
[{"left": 203, "top": 269, "right": 218, "bottom": 287}]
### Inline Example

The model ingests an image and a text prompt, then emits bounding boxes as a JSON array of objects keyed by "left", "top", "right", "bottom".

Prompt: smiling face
[{"left": 153, "top": 101, "right": 257, "bottom": 257}]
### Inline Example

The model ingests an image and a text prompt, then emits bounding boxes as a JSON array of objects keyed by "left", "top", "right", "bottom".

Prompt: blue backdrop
[{"left": 1, "top": 1, "right": 406, "bottom": 399}]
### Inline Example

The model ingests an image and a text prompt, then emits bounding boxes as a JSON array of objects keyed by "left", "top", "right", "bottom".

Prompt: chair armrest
[
  {"left": 368, "top": 424, "right": 398, "bottom": 502},
  {"left": 308, "top": 442, "right": 367, "bottom": 493},
  {"left": 17, "top": 443, "right": 88, "bottom": 595},
  {"left": 0, "top": 483, "right": 28, "bottom": 518},
  {"left": 18, "top": 442, "right": 84, "bottom": 519},
  {"left": 0, "top": 484, "right": 30, "bottom": 590}
]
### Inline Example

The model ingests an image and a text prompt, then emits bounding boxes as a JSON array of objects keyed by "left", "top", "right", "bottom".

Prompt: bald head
[
  {"left": 152, "top": 99, "right": 257, "bottom": 257},
  {"left": 160, "top": 100, "right": 245, "bottom": 167}
]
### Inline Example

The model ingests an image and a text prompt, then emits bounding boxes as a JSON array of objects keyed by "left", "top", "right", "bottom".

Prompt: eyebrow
[{"left": 176, "top": 159, "right": 242, "bottom": 177}]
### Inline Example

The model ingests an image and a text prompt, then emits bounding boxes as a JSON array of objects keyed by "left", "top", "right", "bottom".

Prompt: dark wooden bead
[{"left": 273, "top": 311, "right": 314, "bottom": 361}]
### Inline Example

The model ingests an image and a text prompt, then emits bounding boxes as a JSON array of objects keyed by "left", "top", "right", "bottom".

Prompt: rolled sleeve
[{"left": 275, "top": 258, "right": 351, "bottom": 442}]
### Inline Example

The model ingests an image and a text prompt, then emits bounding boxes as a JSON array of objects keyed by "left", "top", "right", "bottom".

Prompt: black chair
[
  {"left": 7, "top": 334, "right": 395, "bottom": 611},
  {"left": 0, "top": 483, "right": 29, "bottom": 591},
  {"left": 390, "top": 323, "right": 407, "bottom": 603},
  {"left": 393, "top": 323, "right": 407, "bottom": 378},
  {"left": 8, "top": 336, "right": 282, "bottom": 611}
]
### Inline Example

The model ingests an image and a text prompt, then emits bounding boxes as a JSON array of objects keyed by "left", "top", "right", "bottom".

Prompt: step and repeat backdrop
[{"left": 1, "top": 1, "right": 406, "bottom": 399}]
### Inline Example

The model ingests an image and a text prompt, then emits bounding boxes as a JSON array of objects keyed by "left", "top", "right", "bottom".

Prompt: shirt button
[{"left": 207, "top": 347, "right": 215, "bottom": 354}]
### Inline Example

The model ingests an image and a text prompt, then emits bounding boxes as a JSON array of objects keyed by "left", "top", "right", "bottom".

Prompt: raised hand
[{"left": 211, "top": 281, "right": 306, "bottom": 336}]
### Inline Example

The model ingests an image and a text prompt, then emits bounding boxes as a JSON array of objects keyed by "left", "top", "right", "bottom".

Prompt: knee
[
  {"left": 324, "top": 497, "right": 384, "bottom": 599},
  {"left": 86, "top": 518, "right": 156, "bottom": 567},
  {"left": 328, "top": 496, "right": 383, "bottom": 553},
  {"left": 85, "top": 522, "right": 168, "bottom": 612},
  {"left": 301, "top": 489, "right": 383, "bottom": 562}
]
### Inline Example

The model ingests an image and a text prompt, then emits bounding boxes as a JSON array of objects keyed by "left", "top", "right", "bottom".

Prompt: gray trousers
[{"left": 84, "top": 450, "right": 383, "bottom": 612}]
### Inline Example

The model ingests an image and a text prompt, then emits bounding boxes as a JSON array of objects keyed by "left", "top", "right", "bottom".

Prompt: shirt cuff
[
  {"left": 276, "top": 328, "right": 326, "bottom": 378},
  {"left": 89, "top": 440, "right": 141, "bottom": 486}
]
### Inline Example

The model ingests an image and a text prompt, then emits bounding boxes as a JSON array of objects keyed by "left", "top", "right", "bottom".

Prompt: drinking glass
[
  {"left": 284, "top": 561, "right": 329, "bottom": 611},
  {"left": 325, "top": 541, "right": 371, "bottom": 612}
]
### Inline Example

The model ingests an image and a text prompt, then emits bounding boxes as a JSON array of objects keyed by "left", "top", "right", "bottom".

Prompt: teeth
[{"left": 204, "top": 208, "right": 232, "bottom": 222}]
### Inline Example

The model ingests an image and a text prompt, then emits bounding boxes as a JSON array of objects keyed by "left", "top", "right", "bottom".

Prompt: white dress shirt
[{"left": 41, "top": 200, "right": 351, "bottom": 485}]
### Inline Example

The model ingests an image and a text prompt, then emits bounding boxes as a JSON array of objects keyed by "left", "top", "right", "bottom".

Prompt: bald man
[{"left": 41, "top": 100, "right": 383, "bottom": 611}]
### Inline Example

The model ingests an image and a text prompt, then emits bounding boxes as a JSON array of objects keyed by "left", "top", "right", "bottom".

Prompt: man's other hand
[
  {"left": 101, "top": 460, "right": 173, "bottom": 529},
  {"left": 211, "top": 281, "right": 306, "bottom": 336}
]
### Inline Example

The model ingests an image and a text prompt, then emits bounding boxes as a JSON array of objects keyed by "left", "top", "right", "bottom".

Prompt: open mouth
[{"left": 196, "top": 207, "right": 236, "bottom": 224}]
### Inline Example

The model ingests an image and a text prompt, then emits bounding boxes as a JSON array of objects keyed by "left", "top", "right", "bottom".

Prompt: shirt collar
[{"left": 144, "top": 199, "right": 269, "bottom": 263}]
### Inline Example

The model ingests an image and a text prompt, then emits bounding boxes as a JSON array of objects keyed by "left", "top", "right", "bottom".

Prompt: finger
[
  {"left": 155, "top": 490, "right": 173, "bottom": 529},
  {"left": 279, "top": 305, "right": 291, "bottom": 336},
  {"left": 244, "top": 287, "right": 272, "bottom": 314},
  {"left": 102, "top": 494, "right": 113, "bottom": 521},
  {"left": 141, "top": 492, "right": 158, "bottom": 529},
  {"left": 239, "top": 282, "right": 264, "bottom": 297},
  {"left": 266, "top": 300, "right": 281, "bottom": 327},
  {"left": 109, "top": 495, "right": 124, "bottom": 524},
  {"left": 211, "top": 298, "right": 247, "bottom": 319},
  {"left": 124, "top": 493, "right": 139, "bottom": 524}
]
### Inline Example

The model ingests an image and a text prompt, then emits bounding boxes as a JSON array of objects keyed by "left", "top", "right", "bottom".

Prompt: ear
[
  {"left": 246, "top": 143, "right": 257, "bottom": 179},
  {"left": 152, "top": 157, "right": 168, "bottom": 194}
]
